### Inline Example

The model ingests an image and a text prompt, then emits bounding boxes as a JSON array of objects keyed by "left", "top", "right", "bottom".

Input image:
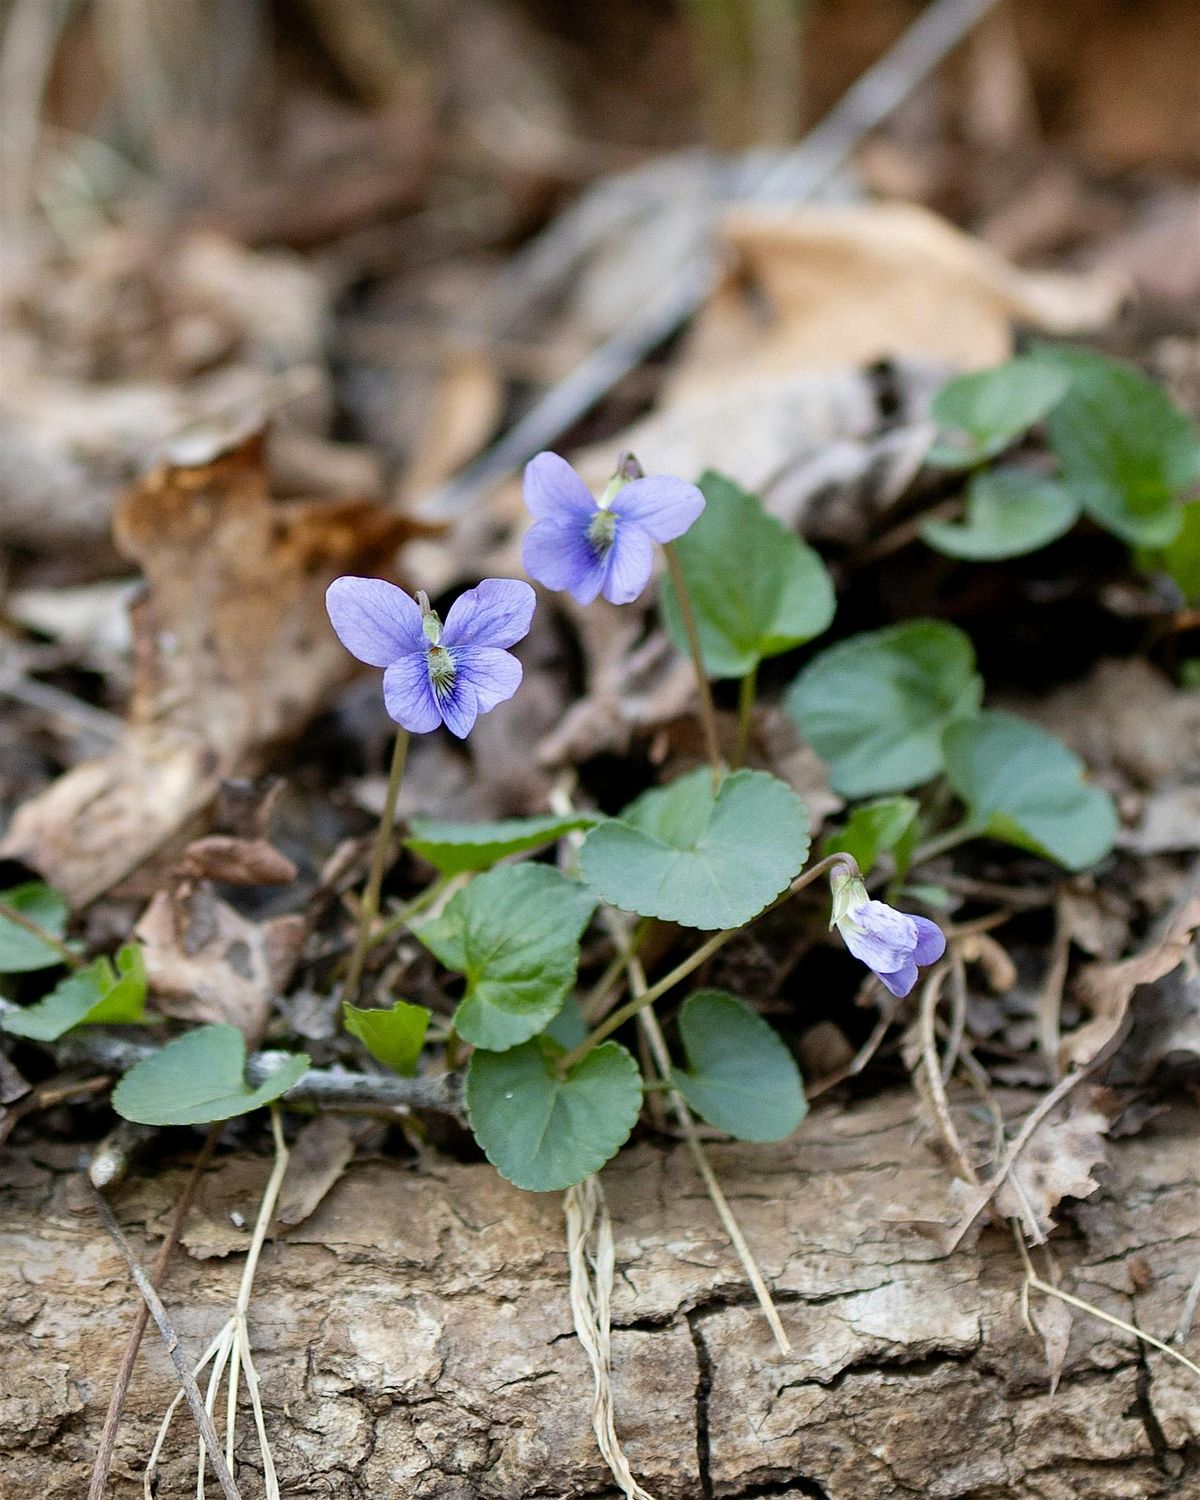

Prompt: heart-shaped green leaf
[
  {"left": 786, "top": 621, "right": 982, "bottom": 797},
  {"left": 670, "top": 990, "right": 807, "bottom": 1142},
  {"left": 943, "top": 711, "right": 1118, "bottom": 872},
  {"left": 0, "top": 882, "right": 70, "bottom": 973},
  {"left": 416, "top": 863, "right": 597, "bottom": 1051},
  {"left": 1037, "top": 345, "right": 1200, "bottom": 546},
  {"left": 406, "top": 812, "right": 600, "bottom": 876},
  {"left": 112, "top": 1023, "right": 309, "bottom": 1125},
  {"left": 579, "top": 768, "right": 810, "bottom": 930},
  {"left": 928, "top": 358, "right": 1071, "bottom": 468},
  {"left": 820, "top": 796, "right": 919, "bottom": 876},
  {"left": 466, "top": 1036, "right": 642, "bottom": 1191},
  {"left": 3, "top": 943, "right": 148, "bottom": 1041},
  {"left": 659, "top": 471, "right": 835, "bottom": 678},
  {"left": 343, "top": 998, "right": 430, "bottom": 1075},
  {"left": 922, "top": 469, "right": 1080, "bottom": 560}
]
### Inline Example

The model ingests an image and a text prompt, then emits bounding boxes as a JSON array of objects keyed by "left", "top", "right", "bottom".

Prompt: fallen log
[{"left": 3, "top": 1089, "right": 1198, "bottom": 1499}]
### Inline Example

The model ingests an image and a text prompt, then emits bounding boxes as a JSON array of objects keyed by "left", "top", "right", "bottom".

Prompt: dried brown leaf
[
  {"left": 1, "top": 431, "right": 426, "bottom": 907},
  {"left": 277, "top": 1115, "right": 360, "bottom": 1229},
  {"left": 994, "top": 1089, "right": 1112, "bottom": 1243}
]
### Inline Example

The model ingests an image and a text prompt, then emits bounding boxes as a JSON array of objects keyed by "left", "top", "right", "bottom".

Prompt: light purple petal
[
  {"left": 839, "top": 900, "right": 917, "bottom": 973},
  {"left": 523, "top": 519, "right": 606, "bottom": 604},
  {"left": 438, "top": 676, "right": 479, "bottom": 739},
  {"left": 383, "top": 655, "right": 442, "bottom": 733},
  {"left": 523, "top": 452, "right": 597, "bottom": 522},
  {"left": 326, "top": 577, "right": 424, "bottom": 667},
  {"left": 455, "top": 646, "right": 523, "bottom": 713},
  {"left": 442, "top": 578, "right": 535, "bottom": 649},
  {"left": 608, "top": 475, "right": 706, "bottom": 544},
  {"left": 912, "top": 917, "right": 947, "bottom": 967},
  {"left": 600, "top": 521, "right": 655, "bottom": 604},
  {"left": 877, "top": 958, "right": 920, "bottom": 998}
]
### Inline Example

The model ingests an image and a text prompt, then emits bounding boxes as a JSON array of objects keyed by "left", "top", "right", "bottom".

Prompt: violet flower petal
[
  {"left": 439, "top": 676, "right": 479, "bottom": 739},
  {"left": 523, "top": 452, "right": 597, "bottom": 522},
  {"left": 442, "top": 578, "right": 535, "bottom": 650},
  {"left": 608, "top": 475, "right": 705, "bottom": 543},
  {"left": 383, "top": 656, "right": 442, "bottom": 733},
  {"left": 326, "top": 576, "right": 425, "bottom": 667},
  {"left": 839, "top": 900, "right": 918, "bottom": 973},
  {"left": 523, "top": 519, "right": 607, "bottom": 603},
  {"left": 912, "top": 916, "right": 947, "bottom": 967},
  {"left": 455, "top": 646, "right": 523, "bottom": 712},
  {"left": 600, "top": 521, "right": 655, "bottom": 604},
  {"left": 877, "top": 958, "right": 920, "bottom": 998}
]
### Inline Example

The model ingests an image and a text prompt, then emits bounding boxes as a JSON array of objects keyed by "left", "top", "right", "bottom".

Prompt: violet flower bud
[{"left": 829, "top": 861, "right": 946, "bottom": 998}]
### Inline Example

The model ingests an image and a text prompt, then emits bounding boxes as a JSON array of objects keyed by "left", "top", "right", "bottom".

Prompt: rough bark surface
[{"left": 3, "top": 1090, "right": 1199, "bottom": 1499}]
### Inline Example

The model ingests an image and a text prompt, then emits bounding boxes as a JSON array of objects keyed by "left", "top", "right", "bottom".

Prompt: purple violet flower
[
  {"left": 326, "top": 576, "right": 535, "bottom": 739},
  {"left": 829, "top": 863, "right": 946, "bottom": 998},
  {"left": 522, "top": 450, "right": 705, "bottom": 606}
]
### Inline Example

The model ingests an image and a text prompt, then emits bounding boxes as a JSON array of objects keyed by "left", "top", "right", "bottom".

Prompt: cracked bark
[{"left": 3, "top": 1090, "right": 1200, "bottom": 1499}]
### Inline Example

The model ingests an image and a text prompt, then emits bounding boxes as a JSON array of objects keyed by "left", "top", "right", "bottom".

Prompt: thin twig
[
  {"left": 86, "top": 1181, "right": 243, "bottom": 1500},
  {"left": 916, "top": 965, "right": 978, "bottom": 1185},
  {"left": 88, "top": 1125, "right": 222, "bottom": 1500}
]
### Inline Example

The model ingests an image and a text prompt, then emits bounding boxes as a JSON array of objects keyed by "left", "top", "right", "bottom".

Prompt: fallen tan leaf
[
  {"left": 277, "top": 1115, "right": 360, "bottom": 1229},
  {"left": 1058, "top": 898, "right": 1200, "bottom": 1071},
  {"left": 994, "top": 1088, "right": 1112, "bottom": 1243},
  {"left": 1, "top": 431, "right": 426, "bottom": 906}
]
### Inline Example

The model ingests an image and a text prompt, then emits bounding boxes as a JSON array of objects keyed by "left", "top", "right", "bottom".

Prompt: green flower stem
[
  {"left": 733, "top": 663, "right": 757, "bottom": 768},
  {"left": 343, "top": 728, "right": 410, "bottom": 1000},
  {"left": 368, "top": 874, "right": 455, "bottom": 951},
  {"left": 581, "top": 917, "right": 649, "bottom": 1022},
  {"left": 559, "top": 852, "right": 854, "bottom": 1076},
  {"left": 910, "top": 821, "right": 979, "bottom": 868},
  {"left": 0, "top": 899, "right": 83, "bottom": 970},
  {"left": 663, "top": 542, "right": 723, "bottom": 790}
]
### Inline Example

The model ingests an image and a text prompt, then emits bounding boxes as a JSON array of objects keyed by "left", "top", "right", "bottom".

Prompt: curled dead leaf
[{"left": 1, "top": 431, "right": 430, "bottom": 906}]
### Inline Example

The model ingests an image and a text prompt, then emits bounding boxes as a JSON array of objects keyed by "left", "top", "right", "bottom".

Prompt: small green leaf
[
  {"left": 921, "top": 469, "right": 1080, "bottom": 560},
  {"left": 2, "top": 944, "right": 148, "bottom": 1042},
  {"left": 821, "top": 796, "right": 919, "bottom": 876},
  {"left": 343, "top": 999, "right": 430, "bottom": 1075},
  {"left": 417, "top": 864, "right": 597, "bottom": 1051},
  {"left": 1036, "top": 345, "right": 1200, "bottom": 546},
  {"left": 942, "top": 711, "right": 1117, "bottom": 872},
  {"left": 406, "top": 813, "right": 601, "bottom": 876},
  {"left": 579, "top": 768, "right": 810, "bottom": 931},
  {"left": 111, "top": 1023, "right": 309, "bottom": 1125},
  {"left": 928, "top": 358, "right": 1072, "bottom": 467},
  {"left": 786, "top": 621, "right": 982, "bottom": 797},
  {"left": 670, "top": 990, "right": 807, "bottom": 1142},
  {"left": 466, "top": 1036, "right": 642, "bottom": 1191},
  {"left": 1137, "top": 501, "right": 1200, "bottom": 605},
  {"left": 659, "top": 471, "right": 835, "bottom": 679},
  {"left": 0, "top": 883, "right": 70, "bottom": 973}
]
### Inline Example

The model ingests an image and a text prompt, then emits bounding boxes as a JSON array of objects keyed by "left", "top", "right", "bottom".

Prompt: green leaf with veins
[
  {"left": 112, "top": 1023, "right": 309, "bottom": 1125},
  {"left": 579, "top": 768, "right": 810, "bottom": 931},
  {"left": 466, "top": 1036, "right": 642, "bottom": 1191},
  {"left": 670, "top": 990, "right": 807, "bottom": 1142},
  {"left": 416, "top": 863, "right": 597, "bottom": 1051}
]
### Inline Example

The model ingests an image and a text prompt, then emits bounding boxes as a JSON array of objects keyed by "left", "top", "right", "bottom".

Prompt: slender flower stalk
[
  {"left": 733, "top": 663, "right": 757, "bottom": 769},
  {"left": 662, "top": 541, "right": 723, "bottom": 788},
  {"left": 343, "top": 727, "right": 409, "bottom": 1000}
]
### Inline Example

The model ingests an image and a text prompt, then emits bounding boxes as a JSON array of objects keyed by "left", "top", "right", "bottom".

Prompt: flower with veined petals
[
  {"left": 829, "top": 862, "right": 946, "bottom": 998},
  {"left": 325, "top": 576, "right": 534, "bottom": 738},
  {"left": 522, "top": 450, "right": 705, "bottom": 606}
]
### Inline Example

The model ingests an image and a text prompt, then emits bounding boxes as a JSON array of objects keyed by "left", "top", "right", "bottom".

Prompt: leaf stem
[
  {"left": 0, "top": 898, "right": 83, "bottom": 970},
  {"left": 367, "top": 873, "right": 453, "bottom": 951},
  {"left": 663, "top": 542, "right": 723, "bottom": 790},
  {"left": 559, "top": 852, "right": 854, "bottom": 1074},
  {"left": 910, "top": 820, "right": 978, "bottom": 868},
  {"left": 733, "top": 663, "right": 757, "bottom": 768},
  {"left": 343, "top": 728, "right": 410, "bottom": 1000}
]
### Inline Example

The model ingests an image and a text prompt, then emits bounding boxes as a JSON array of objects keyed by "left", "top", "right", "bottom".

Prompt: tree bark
[{"left": 3, "top": 1089, "right": 1199, "bottom": 1499}]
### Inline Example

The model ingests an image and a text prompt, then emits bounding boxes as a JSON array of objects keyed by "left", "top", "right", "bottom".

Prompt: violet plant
[{"left": 8, "top": 442, "right": 1121, "bottom": 1190}]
